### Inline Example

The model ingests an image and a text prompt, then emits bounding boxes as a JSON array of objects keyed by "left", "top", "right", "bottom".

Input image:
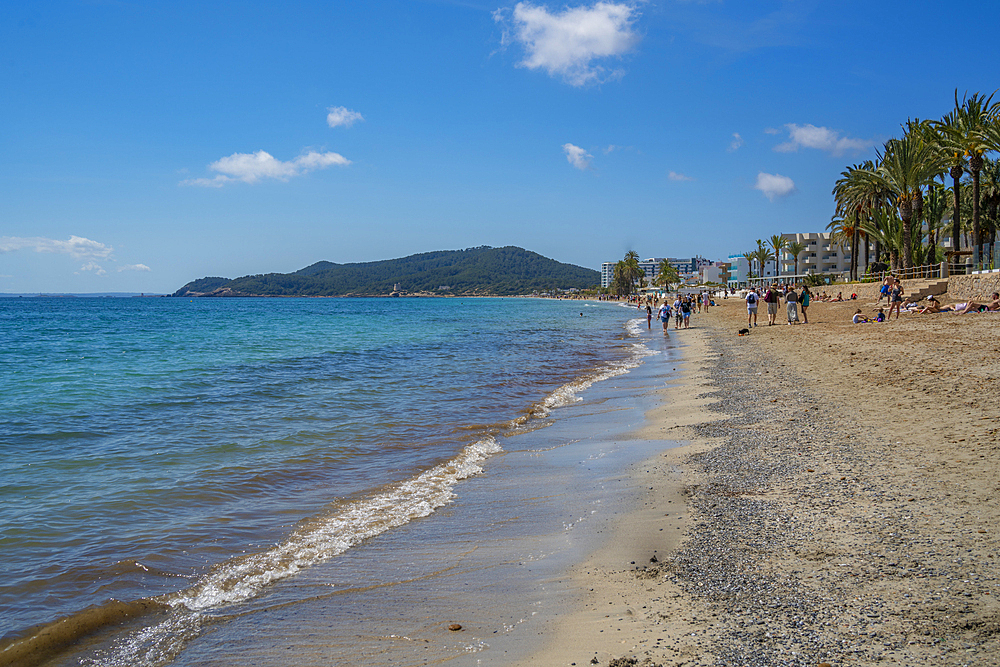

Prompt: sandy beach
[{"left": 515, "top": 295, "right": 1000, "bottom": 666}]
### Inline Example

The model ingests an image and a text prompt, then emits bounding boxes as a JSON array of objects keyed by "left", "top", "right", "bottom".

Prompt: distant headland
[{"left": 172, "top": 246, "right": 600, "bottom": 297}]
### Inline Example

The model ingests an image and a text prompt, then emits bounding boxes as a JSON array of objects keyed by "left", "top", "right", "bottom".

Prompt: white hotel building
[
  {"left": 600, "top": 257, "right": 708, "bottom": 288},
  {"left": 779, "top": 232, "right": 852, "bottom": 276},
  {"left": 727, "top": 233, "right": 854, "bottom": 287}
]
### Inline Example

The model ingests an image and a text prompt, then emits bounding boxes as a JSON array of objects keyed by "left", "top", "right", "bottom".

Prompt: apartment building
[
  {"left": 600, "top": 257, "right": 711, "bottom": 288},
  {"left": 779, "top": 233, "right": 851, "bottom": 276}
]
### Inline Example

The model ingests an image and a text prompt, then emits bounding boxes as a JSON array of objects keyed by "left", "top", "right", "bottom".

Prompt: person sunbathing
[
  {"left": 833, "top": 292, "right": 844, "bottom": 302},
  {"left": 959, "top": 292, "right": 1000, "bottom": 314},
  {"left": 917, "top": 300, "right": 952, "bottom": 314},
  {"left": 914, "top": 295, "right": 946, "bottom": 313}
]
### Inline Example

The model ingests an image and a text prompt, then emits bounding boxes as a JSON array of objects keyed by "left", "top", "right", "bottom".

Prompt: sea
[{"left": 0, "top": 296, "right": 681, "bottom": 667}]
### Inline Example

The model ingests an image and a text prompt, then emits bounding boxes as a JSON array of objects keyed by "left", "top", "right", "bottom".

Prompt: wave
[
  {"left": 3, "top": 312, "right": 656, "bottom": 667},
  {"left": 2, "top": 439, "right": 502, "bottom": 667},
  {"left": 516, "top": 317, "right": 657, "bottom": 423}
]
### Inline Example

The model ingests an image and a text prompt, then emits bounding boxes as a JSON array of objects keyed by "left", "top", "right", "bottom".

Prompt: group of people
[
  {"left": 644, "top": 291, "right": 716, "bottom": 334},
  {"left": 912, "top": 291, "right": 1000, "bottom": 315},
  {"left": 744, "top": 284, "right": 811, "bottom": 327}
]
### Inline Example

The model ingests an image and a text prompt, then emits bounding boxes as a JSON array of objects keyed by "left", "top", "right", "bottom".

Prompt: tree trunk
[
  {"left": 914, "top": 187, "right": 925, "bottom": 275},
  {"left": 970, "top": 155, "right": 983, "bottom": 266},
  {"left": 852, "top": 228, "right": 859, "bottom": 280},
  {"left": 951, "top": 165, "right": 963, "bottom": 253},
  {"left": 987, "top": 201, "right": 1000, "bottom": 269},
  {"left": 900, "top": 199, "right": 914, "bottom": 270},
  {"left": 928, "top": 228, "right": 937, "bottom": 269},
  {"left": 862, "top": 234, "right": 870, "bottom": 276}
]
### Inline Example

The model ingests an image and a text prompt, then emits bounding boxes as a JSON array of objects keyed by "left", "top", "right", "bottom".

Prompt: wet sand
[{"left": 515, "top": 296, "right": 1000, "bottom": 666}]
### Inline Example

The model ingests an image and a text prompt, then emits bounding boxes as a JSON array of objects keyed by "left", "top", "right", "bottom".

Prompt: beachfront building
[
  {"left": 600, "top": 262, "right": 615, "bottom": 288},
  {"left": 600, "top": 256, "right": 709, "bottom": 288},
  {"left": 727, "top": 255, "right": 749, "bottom": 287},
  {"left": 726, "top": 254, "right": 780, "bottom": 287},
  {"left": 601, "top": 258, "right": 667, "bottom": 288},
  {"left": 779, "top": 232, "right": 851, "bottom": 278},
  {"left": 700, "top": 263, "right": 730, "bottom": 284}
]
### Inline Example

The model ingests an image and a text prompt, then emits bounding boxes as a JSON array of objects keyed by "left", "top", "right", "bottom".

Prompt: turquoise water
[{"left": 0, "top": 296, "right": 660, "bottom": 666}]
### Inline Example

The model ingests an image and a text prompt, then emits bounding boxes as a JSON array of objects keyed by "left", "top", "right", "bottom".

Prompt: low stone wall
[
  {"left": 947, "top": 271, "right": 1000, "bottom": 300},
  {"left": 806, "top": 278, "right": 946, "bottom": 302}
]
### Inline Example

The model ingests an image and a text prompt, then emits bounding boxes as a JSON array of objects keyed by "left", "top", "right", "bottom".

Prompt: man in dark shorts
[
  {"left": 764, "top": 284, "right": 781, "bottom": 325},
  {"left": 745, "top": 289, "right": 759, "bottom": 327}
]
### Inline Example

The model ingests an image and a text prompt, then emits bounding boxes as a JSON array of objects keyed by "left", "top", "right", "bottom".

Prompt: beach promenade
[{"left": 517, "top": 297, "right": 999, "bottom": 666}]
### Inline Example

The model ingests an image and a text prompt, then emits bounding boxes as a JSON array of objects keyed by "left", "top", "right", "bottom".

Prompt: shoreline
[{"left": 515, "top": 296, "right": 999, "bottom": 666}]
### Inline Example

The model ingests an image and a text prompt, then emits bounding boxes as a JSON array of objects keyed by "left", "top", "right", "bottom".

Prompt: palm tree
[
  {"left": 622, "top": 250, "right": 643, "bottom": 289},
  {"left": 654, "top": 259, "right": 679, "bottom": 290},
  {"left": 827, "top": 215, "right": 858, "bottom": 280},
  {"left": 786, "top": 241, "right": 807, "bottom": 276},
  {"left": 933, "top": 91, "right": 1000, "bottom": 265},
  {"left": 860, "top": 206, "right": 905, "bottom": 271},
  {"left": 873, "top": 128, "right": 947, "bottom": 268},
  {"left": 741, "top": 251, "right": 755, "bottom": 280},
  {"left": 611, "top": 261, "right": 631, "bottom": 296},
  {"left": 923, "top": 182, "right": 950, "bottom": 267},
  {"left": 753, "top": 246, "right": 772, "bottom": 282},
  {"left": 768, "top": 234, "right": 788, "bottom": 278},
  {"left": 980, "top": 157, "right": 1000, "bottom": 266},
  {"left": 833, "top": 160, "right": 889, "bottom": 277}
]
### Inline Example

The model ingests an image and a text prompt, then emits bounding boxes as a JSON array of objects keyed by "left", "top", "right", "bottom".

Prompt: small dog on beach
[{"left": 738, "top": 328, "right": 750, "bottom": 336}]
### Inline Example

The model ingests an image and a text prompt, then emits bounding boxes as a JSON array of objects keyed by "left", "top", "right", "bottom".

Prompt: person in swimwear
[{"left": 959, "top": 292, "right": 1000, "bottom": 313}]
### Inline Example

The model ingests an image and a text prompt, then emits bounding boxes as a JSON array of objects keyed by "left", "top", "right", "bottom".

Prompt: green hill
[{"left": 172, "top": 246, "right": 599, "bottom": 297}]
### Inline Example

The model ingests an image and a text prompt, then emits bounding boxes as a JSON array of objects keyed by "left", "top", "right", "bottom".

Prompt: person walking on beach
[
  {"left": 764, "top": 284, "right": 781, "bottom": 325},
  {"left": 681, "top": 296, "right": 692, "bottom": 328},
  {"left": 785, "top": 286, "right": 799, "bottom": 324},
  {"left": 888, "top": 279, "right": 904, "bottom": 320},
  {"left": 673, "top": 295, "right": 683, "bottom": 330},
  {"left": 799, "top": 286, "right": 811, "bottom": 324},
  {"left": 646, "top": 304, "right": 652, "bottom": 330},
  {"left": 745, "top": 288, "right": 759, "bottom": 327},
  {"left": 657, "top": 301, "right": 671, "bottom": 335}
]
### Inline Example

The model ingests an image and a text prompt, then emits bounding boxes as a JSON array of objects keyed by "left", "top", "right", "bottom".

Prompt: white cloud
[
  {"left": 754, "top": 172, "right": 796, "bottom": 201},
  {"left": 668, "top": 170, "right": 693, "bottom": 181},
  {"left": 495, "top": 2, "right": 640, "bottom": 86},
  {"left": 773, "top": 123, "right": 869, "bottom": 156},
  {"left": 327, "top": 106, "right": 364, "bottom": 128},
  {"left": 728, "top": 132, "right": 743, "bottom": 152},
  {"left": 118, "top": 264, "right": 151, "bottom": 272},
  {"left": 563, "top": 143, "right": 593, "bottom": 170},
  {"left": 763, "top": 127, "right": 781, "bottom": 135},
  {"left": 181, "top": 150, "right": 350, "bottom": 187},
  {"left": 0, "top": 235, "right": 113, "bottom": 260},
  {"left": 78, "top": 261, "right": 107, "bottom": 276}
]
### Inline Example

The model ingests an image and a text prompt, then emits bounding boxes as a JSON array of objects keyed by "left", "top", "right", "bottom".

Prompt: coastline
[{"left": 516, "top": 296, "right": 999, "bottom": 666}]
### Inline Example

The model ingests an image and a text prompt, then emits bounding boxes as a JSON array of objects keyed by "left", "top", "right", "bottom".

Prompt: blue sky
[{"left": 2, "top": 0, "right": 999, "bottom": 293}]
